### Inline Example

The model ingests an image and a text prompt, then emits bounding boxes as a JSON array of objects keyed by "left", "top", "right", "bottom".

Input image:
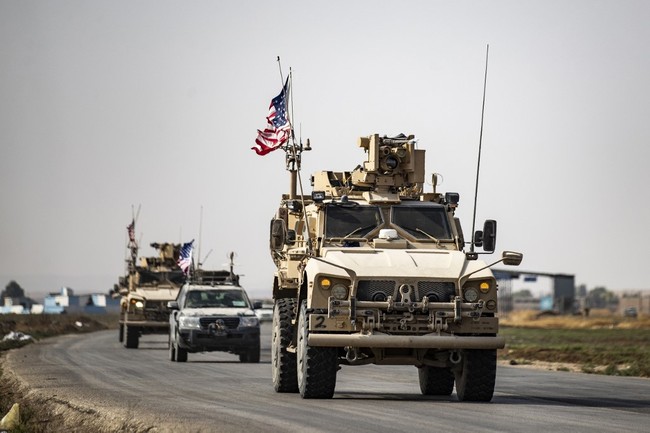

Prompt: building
[{"left": 42, "top": 287, "right": 120, "bottom": 314}]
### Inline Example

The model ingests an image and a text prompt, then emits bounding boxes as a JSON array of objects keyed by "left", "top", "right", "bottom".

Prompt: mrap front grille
[{"left": 356, "top": 280, "right": 456, "bottom": 302}]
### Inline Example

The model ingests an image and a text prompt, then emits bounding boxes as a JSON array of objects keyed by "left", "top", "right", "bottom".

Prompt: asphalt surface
[{"left": 6, "top": 323, "right": 650, "bottom": 432}]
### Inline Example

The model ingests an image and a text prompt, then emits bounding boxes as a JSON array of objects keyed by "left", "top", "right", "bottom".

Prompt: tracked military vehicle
[
  {"left": 269, "top": 133, "right": 522, "bottom": 401},
  {"left": 118, "top": 242, "right": 185, "bottom": 349}
]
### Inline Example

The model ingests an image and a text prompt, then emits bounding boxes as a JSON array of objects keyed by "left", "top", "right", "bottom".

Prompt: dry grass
[
  {"left": 500, "top": 309, "right": 650, "bottom": 330},
  {"left": 499, "top": 310, "right": 650, "bottom": 377}
]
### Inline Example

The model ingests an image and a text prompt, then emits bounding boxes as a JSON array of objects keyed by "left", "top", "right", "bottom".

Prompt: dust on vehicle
[{"left": 269, "top": 133, "right": 522, "bottom": 401}]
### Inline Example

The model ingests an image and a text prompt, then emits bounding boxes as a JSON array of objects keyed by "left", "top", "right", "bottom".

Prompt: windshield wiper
[
  {"left": 415, "top": 228, "right": 441, "bottom": 246},
  {"left": 343, "top": 224, "right": 377, "bottom": 239}
]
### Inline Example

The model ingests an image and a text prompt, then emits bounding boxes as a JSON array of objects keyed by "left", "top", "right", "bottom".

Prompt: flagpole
[{"left": 279, "top": 64, "right": 314, "bottom": 255}]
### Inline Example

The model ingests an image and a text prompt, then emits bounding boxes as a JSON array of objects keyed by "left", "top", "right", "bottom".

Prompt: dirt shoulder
[{"left": 0, "top": 314, "right": 125, "bottom": 432}]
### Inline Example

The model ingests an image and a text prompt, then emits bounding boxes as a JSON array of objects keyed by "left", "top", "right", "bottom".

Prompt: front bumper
[
  {"left": 120, "top": 320, "right": 169, "bottom": 328},
  {"left": 178, "top": 328, "right": 259, "bottom": 352},
  {"left": 308, "top": 333, "right": 505, "bottom": 349}
]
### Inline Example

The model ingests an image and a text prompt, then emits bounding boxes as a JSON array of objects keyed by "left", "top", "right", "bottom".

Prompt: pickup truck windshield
[
  {"left": 391, "top": 206, "right": 452, "bottom": 240},
  {"left": 185, "top": 289, "right": 247, "bottom": 308},
  {"left": 325, "top": 205, "right": 382, "bottom": 238}
]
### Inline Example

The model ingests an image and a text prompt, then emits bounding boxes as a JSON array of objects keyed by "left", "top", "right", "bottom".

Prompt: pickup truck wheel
[
  {"left": 297, "top": 300, "right": 337, "bottom": 399},
  {"left": 418, "top": 365, "right": 454, "bottom": 396},
  {"left": 454, "top": 349, "right": 497, "bottom": 402},
  {"left": 175, "top": 333, "right": 188, "bottom": 362},
  {"left": 272, "top": 298, "right": 298, "bottom": 392},
  {"left": 168, "top": 333, "right": 176, "bottom": 362},
  {"left": 239, "top": 340, "right": 260, "bottom": 363},
  {"left": 118, "top": 324, "right": 124, "bottom": 343},
  {"left": 123, "top": 325, "right": 139, "bottom": 349}
]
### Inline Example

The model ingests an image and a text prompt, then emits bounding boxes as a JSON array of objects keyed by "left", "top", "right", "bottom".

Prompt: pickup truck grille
[
  {"left": 356, "top": 280, "right": 456, "bottom": 302},
  {"left": 199, "top": 317, "right": 240, "bottom": 329}
]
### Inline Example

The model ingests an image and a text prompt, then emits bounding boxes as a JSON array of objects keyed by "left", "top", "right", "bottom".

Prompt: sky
[{"left": 1, "top": 0, "right": 649, "bottom": 300}]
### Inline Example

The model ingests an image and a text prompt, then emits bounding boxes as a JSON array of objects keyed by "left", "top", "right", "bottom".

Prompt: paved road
[{"left": 6, "top": 324, "right": 650, "bottom": 432}]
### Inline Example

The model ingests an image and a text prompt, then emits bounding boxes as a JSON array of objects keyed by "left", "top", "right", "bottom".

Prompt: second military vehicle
[
  {"left": 118, "top": 242, "right": 185, "bottom": 349},
  {"left": 269, "top": 133, "right": 522, "bottom": 401}
]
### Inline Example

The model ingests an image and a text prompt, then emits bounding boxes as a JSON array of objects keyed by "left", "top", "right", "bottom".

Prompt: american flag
[
  {"left": 177, "top": 239, "right": 194, "bottom": 275},
  {"left": 252, "top": 77, "right": 291, "bottom": 156},
  {"left": 127, "top": 220, "right": 135, "bottom": 242}
]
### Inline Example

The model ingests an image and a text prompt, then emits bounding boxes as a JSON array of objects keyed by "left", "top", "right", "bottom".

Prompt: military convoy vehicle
[
  {"left": 118, "top": 242, "right": 185, "bottom": 349},
  {"left": 168, "top": 269, "right": 260, "bottom": 363},
  {"left": 269, "top": 133, "right": 522, "bottom": 401}
]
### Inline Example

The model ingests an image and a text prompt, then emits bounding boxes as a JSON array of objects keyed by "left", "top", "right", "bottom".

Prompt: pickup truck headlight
[
  {"left": 239, "top": 316, "right": 259, "bottom": 328},
  {"left": 178, "top": 316, "right": 200, "bottom": 329}
]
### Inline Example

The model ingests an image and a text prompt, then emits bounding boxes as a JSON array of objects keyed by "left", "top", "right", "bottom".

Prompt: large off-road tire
[
  {"left": 272, "top": 298, "right": 298, "bottom": 393},
  {"left": 239, "top": 338, "right": 261, "bottom": 363},
  {"left": 297, "top": 300, "right": 338, "bottom": 399},
  {"left": 418, "top": 365, "right": 455, "bottom": 396},
  {"left": 454, "top": 349, "right": 497, "bottom": 402},
  {"left": 123, "top": 325, "right": 139, "bottom": 349},
  {"left": 175, "top": 331, "right": 188, "bottom": 362},
  {"left": 168, "top": 333, "right": 177, "bottom": 362},
  {"left": 118, "top": 324, "right": 124, "bottom": 343}
]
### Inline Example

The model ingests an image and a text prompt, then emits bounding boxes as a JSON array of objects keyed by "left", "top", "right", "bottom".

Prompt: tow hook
[
  {"left": 449, "top": 350, "right": 462, "bottom": 364},
  {"left": 345, "top": 346, "right": 359, "bottom": 363}
]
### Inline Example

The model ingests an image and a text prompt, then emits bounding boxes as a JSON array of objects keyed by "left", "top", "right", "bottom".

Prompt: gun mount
[{"left": 311, "top": 133, "right": 427, "bottom": 203}]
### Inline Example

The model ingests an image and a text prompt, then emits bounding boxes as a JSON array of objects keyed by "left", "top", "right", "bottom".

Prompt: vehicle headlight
[
  {"left": 464, "top": 288, "right": 479, "bottom": 303},
  {"left": 331, "top": 283, "right": 348, "bottom": 300},
  {"left": 239, "top": 316, "right": 259, "bottom": 328},
  {"left": 130, "top": 298, "right": 144, "bottom": 311},
  {"left": 479, "top": 281, "right": 491, "bottom": 293},
  {"left": 178, "top": 316, "right": 200, "bottom": 329}
]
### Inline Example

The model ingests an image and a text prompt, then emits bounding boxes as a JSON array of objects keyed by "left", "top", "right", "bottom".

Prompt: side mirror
[
  {"left": 167, "top": 301, "right": 179, "bottom": 310},
  {"left": 473, "top": 230, "right": 483, "bottom": 248},
  {"left": 502, "top": 251, "right": 523, "bottom": 266},
  {"left": 286, "top": 229, "right": 296, "bottom": 245},
  {"left": 270, "top": 219, "right": 286, "bottom": 250},
  {"left": 482, "top": 220, "right": 497, "bottom": 252}
]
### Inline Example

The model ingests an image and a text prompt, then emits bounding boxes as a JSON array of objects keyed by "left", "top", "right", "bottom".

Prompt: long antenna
[
  {"left": 276, "top": 56, "right": 284, "bottom": 88},
  {"left": 470, "top": 44, "right": 490, "bottom": 254},
  {"left": 197, "top": 205, "right": 203, "bottom": 270}
]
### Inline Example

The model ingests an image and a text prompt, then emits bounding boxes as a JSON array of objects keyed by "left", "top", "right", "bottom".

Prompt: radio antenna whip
[{"left": 470, "top": 44, "right": 489, "bottom": 254}]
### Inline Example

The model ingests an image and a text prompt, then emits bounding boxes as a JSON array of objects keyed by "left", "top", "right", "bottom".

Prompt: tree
[
  {"left": 587, "top": 286, "right": 619, "bottom": 309},
  {"left": 2, "top": 280, "right": 25, "bottom": 299}
]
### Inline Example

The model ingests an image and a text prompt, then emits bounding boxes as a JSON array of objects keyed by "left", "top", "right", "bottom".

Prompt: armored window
[
  {"left": 325, "top": 205, "right": 383, "bottom": 238},
  {"left": 391, "top": 206, "right": 453, "bottom": 240}
]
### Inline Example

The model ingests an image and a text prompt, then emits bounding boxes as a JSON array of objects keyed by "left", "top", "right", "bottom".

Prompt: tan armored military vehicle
[
  {"left": 118, "top": 242, "right": 185, "bottom": 349},
  {"left": 269, "top": 133, "right": 522, "bottom": 401}
]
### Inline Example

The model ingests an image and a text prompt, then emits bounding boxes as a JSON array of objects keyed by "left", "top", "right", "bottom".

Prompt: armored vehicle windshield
[
  {"left": 391, "top": 204, "right": 453, "bottom": 241},
  {"left": 324, "top": 204, "right": 383, "bottom": 238}
]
